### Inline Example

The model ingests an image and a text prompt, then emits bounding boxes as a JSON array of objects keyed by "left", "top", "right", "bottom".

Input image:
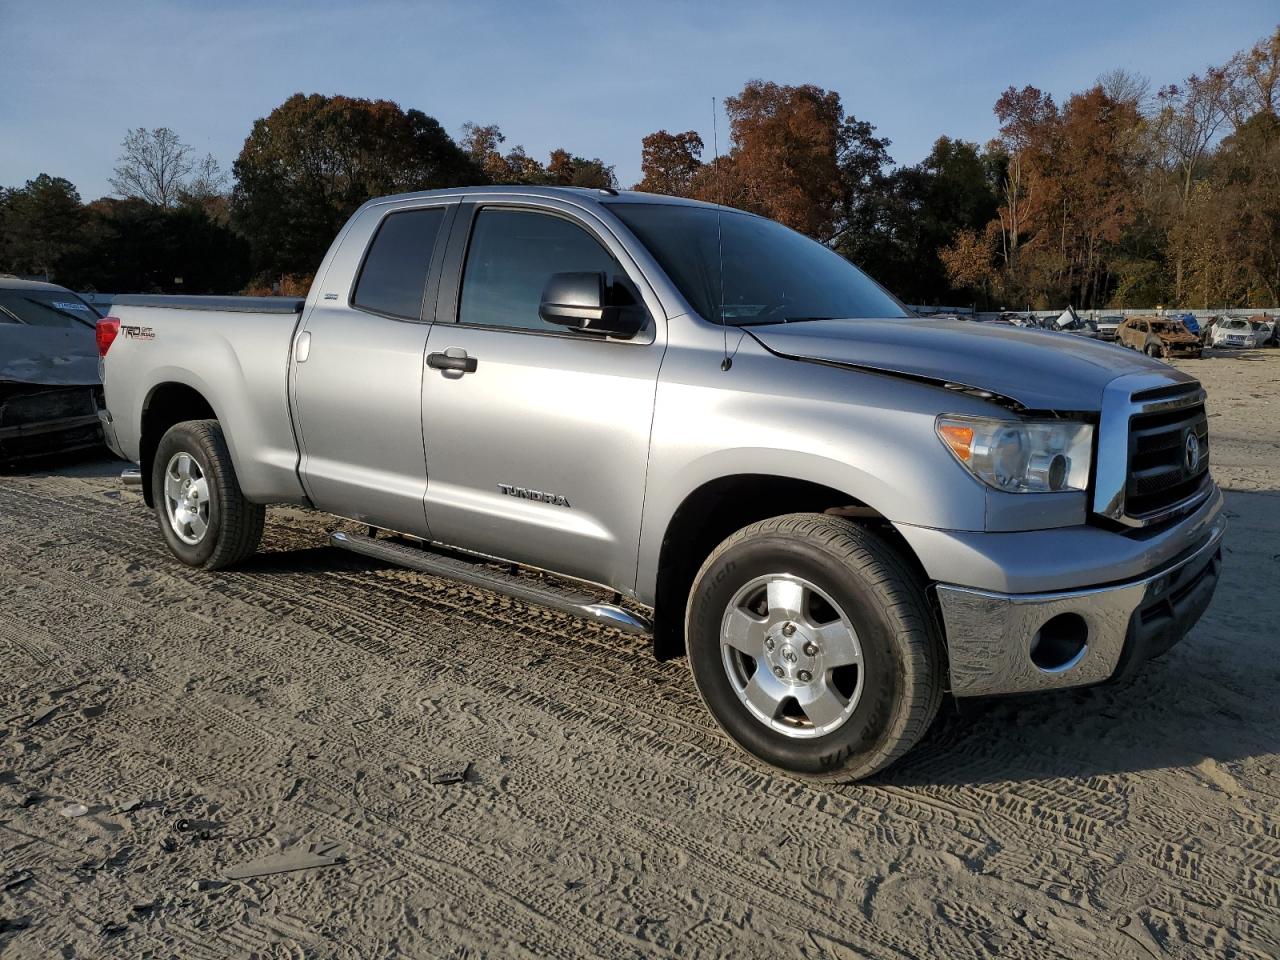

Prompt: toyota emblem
[{"left": 1184, "top": 431, "right": 1201, "bottom": 472}]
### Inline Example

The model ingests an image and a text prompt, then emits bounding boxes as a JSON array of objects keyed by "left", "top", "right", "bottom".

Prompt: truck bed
[{"left": 101, "top": 296, "right": 308, "bottom": 504}]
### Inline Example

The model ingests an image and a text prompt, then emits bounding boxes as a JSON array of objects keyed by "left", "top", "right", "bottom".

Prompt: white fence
[{"left": 911, "top": 306, "right": 1277, "bottom": 322}]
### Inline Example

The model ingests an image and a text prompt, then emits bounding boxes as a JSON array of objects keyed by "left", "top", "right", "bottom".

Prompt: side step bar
[
  {"left": 330, "top": 531, "right": 652, "bottom": 636},
  {"left": 121, "top": 467, "right": 143, "bottom": 487}
]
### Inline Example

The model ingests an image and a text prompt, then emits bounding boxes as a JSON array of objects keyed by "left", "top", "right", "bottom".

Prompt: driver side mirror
[{"left": 539, "top": 272, "right": 644, "bottom": 339}]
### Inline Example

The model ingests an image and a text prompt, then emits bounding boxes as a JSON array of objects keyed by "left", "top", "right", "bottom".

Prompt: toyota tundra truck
[{"left": 97, "top": 187, "right": 1224, "bottom": 780}]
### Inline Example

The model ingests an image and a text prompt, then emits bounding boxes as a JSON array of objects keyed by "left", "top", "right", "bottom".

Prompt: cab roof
[{"left": 361, "top": 185, "right": 733, "bottom": 212}]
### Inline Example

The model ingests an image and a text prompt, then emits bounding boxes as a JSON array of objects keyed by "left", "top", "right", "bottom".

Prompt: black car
[{"left": 0, "top": 278, "right": 105, "bottom": 466}]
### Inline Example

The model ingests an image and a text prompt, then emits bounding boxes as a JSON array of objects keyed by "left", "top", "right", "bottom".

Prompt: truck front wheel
[
  {"left": 686, "top": 514, "right": 943, "bottom": 781},
  {"left": 152, "top": 419, "right": 264, "bottom": 570}
]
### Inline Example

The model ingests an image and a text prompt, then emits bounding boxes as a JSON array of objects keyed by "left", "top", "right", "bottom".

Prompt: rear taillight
[{"left": 96, "top": 317, "right": 121, "bottom": 357}]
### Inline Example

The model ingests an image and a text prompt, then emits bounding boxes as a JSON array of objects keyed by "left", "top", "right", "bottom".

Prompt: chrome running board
[{"left": 329, "top": 531, "right": 652, "bottom": 636}]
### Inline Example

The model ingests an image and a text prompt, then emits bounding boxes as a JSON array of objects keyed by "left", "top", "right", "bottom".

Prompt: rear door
[
  {"left": 291, "top": 201, "right": 455, "bottom": 534},
  {"left": 419, "top": 200, "right": 665, "bottom": 592}
]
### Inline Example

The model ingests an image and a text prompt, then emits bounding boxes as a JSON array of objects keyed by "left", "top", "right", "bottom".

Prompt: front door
[
  {"left": 420, "top": 203, "right": 665, "bottom": 592},
  {"left": 292, "top": 203, "right": 451, "bottom": 534}
]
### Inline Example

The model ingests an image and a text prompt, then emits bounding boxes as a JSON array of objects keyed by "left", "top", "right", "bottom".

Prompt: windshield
[
  {"left": 608, "top": 202, "right": 907, "bottom": 325},
  {"left": 0, "top": 290, "right": 99, "bottom": 328},
  {"left": 1223, "top": 319, "right": 1248, "bottom": 330}
]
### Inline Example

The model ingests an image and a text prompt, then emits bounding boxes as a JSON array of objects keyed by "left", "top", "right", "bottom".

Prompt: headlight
[{"left": 936, "top": 416, "right": 1093, "bottom": 493}]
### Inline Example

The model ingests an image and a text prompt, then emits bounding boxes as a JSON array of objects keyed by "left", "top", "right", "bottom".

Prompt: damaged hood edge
[
  {"left": 755, "top": 343, "right": 1029, "bottom": 411},
  {"left": 745, "top": 317, "right": 1190, "bottom": 413}
]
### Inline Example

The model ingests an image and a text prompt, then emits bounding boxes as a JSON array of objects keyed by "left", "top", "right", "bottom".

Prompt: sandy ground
[{"left": 1, "top": 349, "right": 1278, "bottom": 960}]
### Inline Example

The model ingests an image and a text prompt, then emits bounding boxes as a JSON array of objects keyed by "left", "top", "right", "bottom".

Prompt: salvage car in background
[
  {"left": 1212, "top": 316, "right": 1257, "bottom": 349},
  {"left": 1249, "top": 316, "right": 1277, "bottom": 347},
  {"left": 0, "top": 278, "right": 104, "bottom": 466},
  {"left": 1095, "top": 315, "right": 1123, "bottom": 341},
  {"left": 1117, "top": 315, "right": 1202, "bottom": 359}
]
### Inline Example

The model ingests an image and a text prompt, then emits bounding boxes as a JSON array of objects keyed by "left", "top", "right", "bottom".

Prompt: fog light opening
[{"left": 1030, "top": 613, "right": 1088, "bottom": 672}]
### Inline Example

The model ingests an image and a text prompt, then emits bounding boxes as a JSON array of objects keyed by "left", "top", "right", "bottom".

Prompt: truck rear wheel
[
  {"left": 152, "top": 419, "right": 264, "bottom": 570},
  {"left": 686, "top": 514, "right": 943, "bottom": 781}
]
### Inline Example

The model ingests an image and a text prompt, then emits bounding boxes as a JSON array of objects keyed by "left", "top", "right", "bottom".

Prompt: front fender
[{"left": 635, "top": 336, "right": 1001, "bottom": 604}]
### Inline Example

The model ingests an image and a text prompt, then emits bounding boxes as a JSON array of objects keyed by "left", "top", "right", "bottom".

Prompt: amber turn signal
[{"left": 937, "top": 423, "right": 974, "bottom": 462}]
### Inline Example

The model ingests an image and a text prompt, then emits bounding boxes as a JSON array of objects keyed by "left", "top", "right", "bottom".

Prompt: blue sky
[{"left": 1, "top": 0, "right": 1275, "bottom": 199}]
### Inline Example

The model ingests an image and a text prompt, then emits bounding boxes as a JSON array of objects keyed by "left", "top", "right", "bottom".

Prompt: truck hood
[
  {"left": 747, "top": 317, "right": 1183, "bottom": 411},
  {"left": 0, "top": 325, "right": 100, "bottom": 387}
]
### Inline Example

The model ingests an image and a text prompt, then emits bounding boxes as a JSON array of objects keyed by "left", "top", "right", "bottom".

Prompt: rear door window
[{"left": 351, "top": 207, "right": 447, "bottom": 320}]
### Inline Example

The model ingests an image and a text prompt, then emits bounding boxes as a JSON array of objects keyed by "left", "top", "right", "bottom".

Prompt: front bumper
[{"left": 935, "top": 520, "right": 1224, "bottom": 697}]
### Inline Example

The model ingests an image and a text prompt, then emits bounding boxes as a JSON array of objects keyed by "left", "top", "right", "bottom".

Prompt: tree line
[{"left": 1, "top": 24, "right": 1276, "bottom": 308}]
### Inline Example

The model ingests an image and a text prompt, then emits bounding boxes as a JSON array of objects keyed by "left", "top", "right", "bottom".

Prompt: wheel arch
[
  {"left": 139, "top": 381, "right": 220, "bottom": 507},
  {"left": 646, "top": 472, "right": 929, "bottom": 661}
]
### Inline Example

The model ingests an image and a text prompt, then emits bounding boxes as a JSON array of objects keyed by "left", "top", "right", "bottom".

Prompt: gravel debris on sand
[{"left": 1, "top": 349, "right": 1277, "bottom": 958}]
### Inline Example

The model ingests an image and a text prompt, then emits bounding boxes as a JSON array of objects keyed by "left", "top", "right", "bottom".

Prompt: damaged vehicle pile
[{"left": 0, "top": 278, "right": 103, "bottom": 467}]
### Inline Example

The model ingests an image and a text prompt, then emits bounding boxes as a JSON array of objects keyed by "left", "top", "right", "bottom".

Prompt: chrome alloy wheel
[
  {"left": 720, "top": 574, "right": 864, "bottom": 738},
  {"left": 163, "top": 452, "right": 210, "bottom": 545}
]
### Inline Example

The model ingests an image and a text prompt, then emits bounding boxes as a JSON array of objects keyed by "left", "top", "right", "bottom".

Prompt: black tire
[
  {"left": 685, "top": 514, "right": 943, "bottom": 781},
  {"left": 152, "top": 419, "right": 264, "bottom": 570}
]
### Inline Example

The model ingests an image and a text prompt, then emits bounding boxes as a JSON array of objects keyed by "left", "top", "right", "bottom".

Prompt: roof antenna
[{"left": 713, "top": 96, "right": 731, "bottom": 372}]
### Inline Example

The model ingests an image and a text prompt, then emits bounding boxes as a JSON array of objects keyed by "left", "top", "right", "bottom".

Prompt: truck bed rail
[{"left": 109, "top": 295, "right": 304, "bottom": 314}]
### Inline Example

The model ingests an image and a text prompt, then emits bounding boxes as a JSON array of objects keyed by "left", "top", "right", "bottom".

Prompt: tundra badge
[{"left": 498, "top": 483, "right": 570, "bottom": 508}]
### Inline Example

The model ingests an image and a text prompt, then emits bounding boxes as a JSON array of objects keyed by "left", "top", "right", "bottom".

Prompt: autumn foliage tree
[
  {"left": 232, "top": 94, "right": 485, "bottom": 278},
  {"left": 719, "top": 80, "right": 890, "bottom": 240},
  {"left": 634, "top": 80, "right": 891, "bottom": 248},
  {"left": 6, "top": 23, "right": 1279, "bottom": 308},
  {"left": 459, "top": 123, "right": 616, "bottom": 188},
  {"left": 635, "top": 130, "right": 704, "bottom": 195}
]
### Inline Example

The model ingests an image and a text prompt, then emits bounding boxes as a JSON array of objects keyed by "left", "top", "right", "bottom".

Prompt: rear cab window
[{"left": 351, "top": 207, "right": 447, "bottom": 320}]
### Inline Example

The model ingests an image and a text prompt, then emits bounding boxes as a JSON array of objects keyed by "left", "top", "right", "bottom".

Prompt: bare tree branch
[{"left": 109, "top": 127, "right": 196, "bottom": 208}]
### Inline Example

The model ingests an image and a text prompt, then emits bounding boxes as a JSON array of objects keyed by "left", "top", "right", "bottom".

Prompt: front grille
[{"left": 1125, "top": 394, "right": 1209, "bottom": 519}]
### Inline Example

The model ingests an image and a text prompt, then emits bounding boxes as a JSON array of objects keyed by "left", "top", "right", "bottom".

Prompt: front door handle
[{"left": 427, "top": 348, "right": 477, "bottom": 374}]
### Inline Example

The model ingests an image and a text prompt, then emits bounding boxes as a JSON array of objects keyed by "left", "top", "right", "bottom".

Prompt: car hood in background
[
  {"left": 1154, "top": 329, "right": 1200, "bottom": 344},
  {"left": 747, "top": 317, "right": 1191, "bottom": 411},
  {"left": 0, "top": 325, "right": 100, "bottom": 386}
]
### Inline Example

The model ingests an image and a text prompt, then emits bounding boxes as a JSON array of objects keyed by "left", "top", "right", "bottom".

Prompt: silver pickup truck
[{"left": 98, "top": 186, "right": 1224, "bottom": 780}]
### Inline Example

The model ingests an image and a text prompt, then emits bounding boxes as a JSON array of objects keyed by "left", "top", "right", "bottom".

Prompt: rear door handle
[{"left": 427, "top": 348, "right": 477, "bottom": 374}]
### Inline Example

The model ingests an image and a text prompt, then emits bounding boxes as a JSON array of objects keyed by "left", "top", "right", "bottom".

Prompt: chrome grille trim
[{"left": 1093, "top": 373, "right": 1212, "bottom": 528}]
